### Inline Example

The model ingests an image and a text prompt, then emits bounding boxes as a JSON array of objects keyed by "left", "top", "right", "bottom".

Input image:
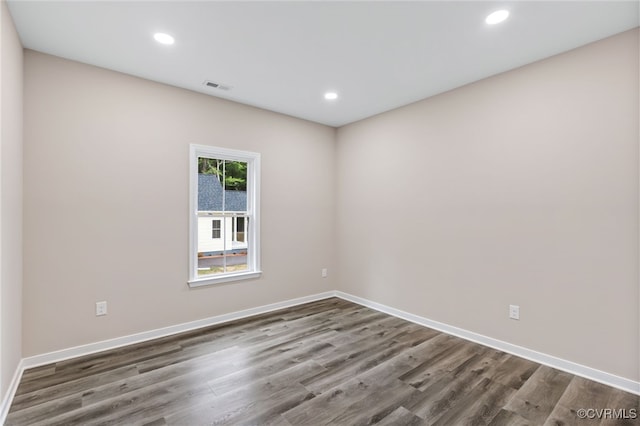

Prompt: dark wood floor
[{"left": 6, "top": 298, "right": 639, "bottom": 425}]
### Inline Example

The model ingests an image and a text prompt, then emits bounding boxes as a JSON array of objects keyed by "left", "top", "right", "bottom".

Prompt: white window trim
[{"left": 188, "top": 144, "right": 261, "bottom": 287}]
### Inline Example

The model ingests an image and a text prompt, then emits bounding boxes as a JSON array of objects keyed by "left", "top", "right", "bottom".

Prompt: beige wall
[
  {"left": 0, "top": 0, "right": 23, "bottom": 397},
  {"left": 23, "top": 51, "right": 336, "bottom": 356},
  {"left": 336, "top": 29, "right": 639, "bottom": 381}
]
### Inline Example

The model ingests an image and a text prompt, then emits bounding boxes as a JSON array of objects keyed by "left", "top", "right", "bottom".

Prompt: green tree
[{"left": 198, "top": 158, "right": 247, "bottom": 191}]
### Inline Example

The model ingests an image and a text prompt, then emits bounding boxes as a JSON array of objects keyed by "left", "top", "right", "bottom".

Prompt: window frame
[{"left": 188, "top": 144, "right": 261, "bottom": 287}]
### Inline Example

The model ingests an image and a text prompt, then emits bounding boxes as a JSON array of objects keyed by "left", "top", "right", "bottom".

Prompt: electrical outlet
[
  {"left": 321, "top": 268, "right": 328, "bottom": 278},
  {"left": 509, "top": 304, "right": 520, "bottom": 320},
  {"left": 96, "top": 301, "right": 108, "bottom": 316}
]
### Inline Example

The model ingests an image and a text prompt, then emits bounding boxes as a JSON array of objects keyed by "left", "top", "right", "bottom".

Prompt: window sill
[{"left": 188, "top": 271, "right": 262, "bottom": 288}]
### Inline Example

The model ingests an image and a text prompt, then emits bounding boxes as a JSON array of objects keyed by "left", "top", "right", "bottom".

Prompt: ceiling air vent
[{"left": 204, "top": 80, "right": 232, "bottom": 91}]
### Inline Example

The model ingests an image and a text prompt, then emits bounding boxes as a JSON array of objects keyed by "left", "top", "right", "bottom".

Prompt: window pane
[
  {"left": 196, "top": 157, "right": 250, "bottom": 277},
  {"left": 225, "top": 215, "right": 248, "bottom": 272},
  {"left": 197, "top": 216, "right": 248, "bottom": 276},
  {"left": 222, "top": 160, "right": 247, "bottom": 213},
  {"left": 197, "top": 214, "right": 227, "bottom": 276}
]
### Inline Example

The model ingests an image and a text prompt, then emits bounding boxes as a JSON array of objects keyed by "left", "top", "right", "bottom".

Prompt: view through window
[
  {"left": 189, "top": 145, "right": 260, "bottom": 286},
  {"left": 198, "top": 158, "right": 248, "bottom": 275}
]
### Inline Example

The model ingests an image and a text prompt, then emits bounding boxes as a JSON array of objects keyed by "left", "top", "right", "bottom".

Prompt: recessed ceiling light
[
  {"left": 154, "top": 33, "right": 175, "bottom": 45},
  {"left": 324, "top": 92, "right": 338, "bottom": 100},
  {"left": 485, "top": 10, "right": 509, "bottom": 25}
]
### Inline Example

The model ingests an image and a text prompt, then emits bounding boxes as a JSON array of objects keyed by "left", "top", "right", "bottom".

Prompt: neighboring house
[{"left": 197, "top": 174, "right": 247, "bottom": 255}]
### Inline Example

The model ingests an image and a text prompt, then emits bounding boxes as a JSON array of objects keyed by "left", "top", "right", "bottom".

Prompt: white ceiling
[{"left": 7, "top": 1, "right": 639, "bottom": 127}]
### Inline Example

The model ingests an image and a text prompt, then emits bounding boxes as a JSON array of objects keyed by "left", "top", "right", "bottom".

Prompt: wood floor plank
[
  {"left": 52, "top": 342, "right": 180, "bottom": 373},
  {"left": 140, "top": 418, "right": 167, "bottom": 426},
  {"left": 502, "top": 365, "right": 573, "bottom": 424},
  {"left": 5, "top": 393, "right": 83, "bottom": 425},
  {"left": 6, "top": 297, "right": 636, "bottom": 426},
  {"left": 431, "top": 376, "right": 517, "bottom": 426},
  {"left": 15, "top": 343, "right": 182, "bottom": 396},
  {"left": 164, "top": 381, "right": 312, "bottom": 425},
  {"left": 207, "top": 337, "right": 335, "bottom": 396},
  {"left": 283, "top": 371, "right": 420, "bottom": 425},
  {"left": 398, "top": 338, "right": 476, "bottom": 391},
  {"left": 311, "top": 319, "right": 415, "bottom": 368},
  {"left": 481, "top": 353, "right": 540, "bottom": 390},
  {"left": 281, "top": 376, "right": 377, "bottom": 424},
  {"left": 80, "top": 346, "right": 240, "bottom": 407},
  {"left": 403, "top": 348, "right": 505, "bottom": 422},
  {"left": 20, "top": 382, "right": 209, "bottom": 426},
  {"left": 359, "top": 332, "right": 456, "bottom": 376},
  {"left": 600, "top": 388, "right": 640, "bottom": 426},
  {"left": 17, "top": 365, "right": 56, "bottom": 383},
  {"left": 488, "top": 409, "right": 534, "bottom": 426},
  {"left": 136, "top": 317, "right": 332, "bottom": 375},
  {"left": 301, "top": 326, "right": 435, "bottom": 395},
  {"left": 324, "top": 378, "right": 422, "bottom": 425},
  {"left": 9, "top": 364, "right": 140, "bottom": 413},
  {"left": 217, "top": 386, "right": 314, "bottom": 425},
  {"left": 144, "top": 360, "right": 323, "bottom": 426},
  {"left": 543, "top": 376, "right": 622, "bottom": 426},
  {"left": 321, "top": 314, "right": 409, "bottom": 348},
  {"left": 34, "top": 372, "right": 215, "bottom": 426},
  {"left": 376, "top": 406, "right": 425, "bottom": 425}
]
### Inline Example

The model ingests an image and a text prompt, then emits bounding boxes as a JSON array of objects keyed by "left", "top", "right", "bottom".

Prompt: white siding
[{"left": 197, "top": 216, "right": 247, "bottom": 253}]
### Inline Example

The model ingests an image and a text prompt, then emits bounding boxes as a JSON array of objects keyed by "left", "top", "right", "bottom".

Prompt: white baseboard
[
  {"left": 22, "top": 291, "right": 337, "bottom": 370},
  {"left": 1, "top": 288, "right": 637, "bottom": 425},
  {"left": 335, "top": 291, "right": 640, "bottom": 396},
  {"left": 0, "top": 358, "right": 24, "bottom": 425}
]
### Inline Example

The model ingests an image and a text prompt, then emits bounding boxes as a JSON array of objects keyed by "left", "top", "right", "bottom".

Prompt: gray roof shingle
[{"left": 198, "top": 174, "right": 247, "bottom": 211}]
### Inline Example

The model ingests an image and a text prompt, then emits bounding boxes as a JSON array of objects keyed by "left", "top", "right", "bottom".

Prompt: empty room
[{"left": 1, "top": 1, "right": 639, "bottom": 425}]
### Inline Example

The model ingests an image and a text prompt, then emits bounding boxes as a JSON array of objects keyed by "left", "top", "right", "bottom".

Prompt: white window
[
  {"left": 189, "top": 144, "right": 261, "bottom": 287},
  {"left": 211, "top": 220, "right": 222, "bottom": 239}
]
